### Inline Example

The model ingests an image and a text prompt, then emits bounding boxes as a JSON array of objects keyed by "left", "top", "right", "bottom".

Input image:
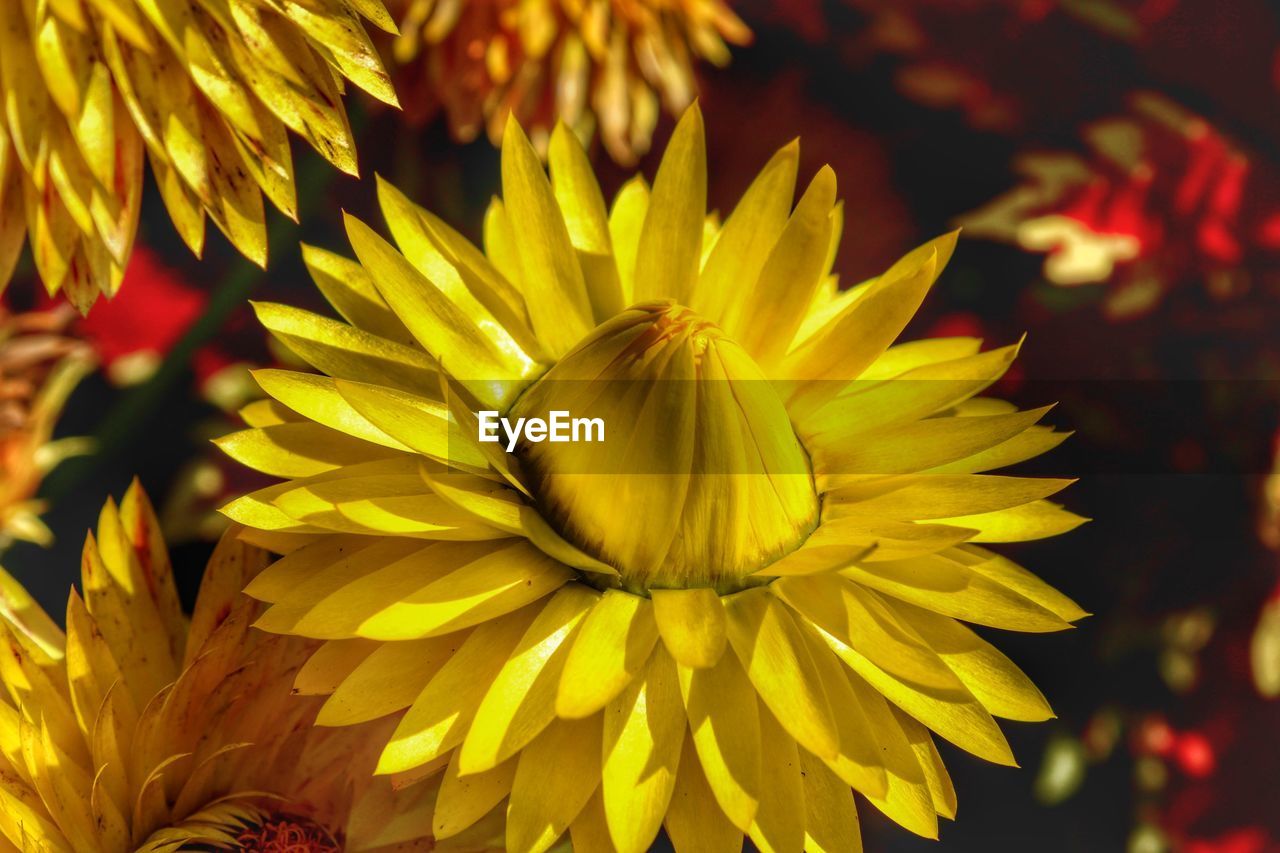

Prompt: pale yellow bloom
[
  {"left": 390, "top": 0, "right": 750, "bottom": 163},
  {"left": 0, "top": 0, "right": 399, "bottom": 312},
  {"left": 0, "top": 483, "right": 428, "bottom": 851},
  {"left": 220, "top": 105, "right": 1086, "bottom": 852}
]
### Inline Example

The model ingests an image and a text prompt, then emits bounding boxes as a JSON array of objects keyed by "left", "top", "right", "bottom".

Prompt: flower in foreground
[
  {"left": 0, "top": 0, "right": 399, "bottom": 312},
  {"left": 0, "top": 303, "right": 94, "bottom": 549},
  {"left": 389, "top": 0, "right": 750, "bottom": 164},
  {"left": 221, "top": 104, "right": 1087, "bottom": 851},
  {"left": 0, "top": 483, "right": 427, "bottom": 851}
]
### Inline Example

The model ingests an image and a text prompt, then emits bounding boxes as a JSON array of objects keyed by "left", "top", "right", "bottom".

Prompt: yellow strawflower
[
  {"left": 0, "top": 483, "right": 431, "bottom": 851},
  {"left": 389, "top": 0, "right": 750, "bottom": 163},
  {"left": 220, "top": 104, "right": 1087, "bottom": 852},
  {"left": 0, "top": 0, "right": 399, "bottom": 312}
]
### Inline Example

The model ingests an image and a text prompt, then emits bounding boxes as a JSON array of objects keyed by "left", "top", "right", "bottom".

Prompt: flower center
[
  {"left": 510, "top": 301, "right": 819, "bottom": 593},
  {"left": 235, "top": 814, "right": 341, "bottom": 852}
]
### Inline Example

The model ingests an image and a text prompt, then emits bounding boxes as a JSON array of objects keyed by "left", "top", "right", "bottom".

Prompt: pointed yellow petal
[
  {"left": 252, "top": 300, "right": 438, "bottom": 392},
  {"left": 434, "top": 749, "right": 516, "bottom": 840},
  {"left": 728, "top": 165, "right": 837, "bottom": 367},
  {"left": 934, "top": 500, "right": 1088, "bottom": 543},
  {"left": 694, "top": 139, "right": 799, "bottom": 323},
  {"left": 723, "top": 589, "right": 839, "bottom": 760},
  {"left": 501, "top": 118, "right": 593, "bottom": 355},
  {"left": 781, "top": 233, "right": 957, "bottom": 382},
  {"left": 677, "top": 647, "right": 760, "bottom": 831},
  {"left": 845, "top": 673, "right": 938, "bottom": 839},
  {"left": 607, "top": 176, "right": 649, "bottom": 304},
  {"left": 378, "top": 604, "right": 540, "bottom": 775},
  {"left": 214, "top": 422, "right": 403, "bottom": 479},
  {"left": 895, "top": 602, "right": 1054, "bottom": 722},
  {"left": 601, "top": 645, "right": 684, "bottom": 853},
  {"left": 633, "top": 103, "right": 706, "bottom": 305},
  {"left": 319, "top": 633, "right": 464, "bottom": 726},
  {"left": 301, "top": 242, "right": 416, "bottom": 346},
  {"left": 461, "top": 584, "right": 598, "bottom": 772},
  {"left": 251, "top": 369, "right": 413, "bottom": 451},
  {"left": 549, "top": 123, "right": 624, "bottom": 322},
  {"left": 891, "top": 706, "right": 957, "bottom": 820},
  {"left": 507, "top": 715, "right": 603, "bottom": 853},
  {"left": 293, "top": 638, "right": 377, "bottom": 695},
  {"left": 664, "top": 731, "right": 743, "bottom": 853},
  {"left": 814, "top": 406, "right": 1056, "bottom": 477},
  {"left": 800, "top": 751, "right": 862, "bottom": 853},
  {"left": 557, "top": 589, "right": 658, "bottom": 718},
  {"left": 746, "top": 705, "right": 804, "bottom": 853}
]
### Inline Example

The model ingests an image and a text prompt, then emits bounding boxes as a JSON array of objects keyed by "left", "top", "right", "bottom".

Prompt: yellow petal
[
  {"left": 664, "top": 731, "right": 742, "bottom": 853},
  {"left": 334, "top": 379, "right": 491, "bottom": 472},
  {"left": 501, "top": 118, "right": 593, "bottom": 355},
  {"left": 549, "top": 122, "right": 624, "bottom": 321},
  {"left": 557, "top": 589, "right": 659, "bottom": 718},
  {"left": 507, "top": 715, "right": 603, "bottom": 853},
  {"left": 252, "top": 300, "right": 438, "bottom": 392},
  {"left": 378, "top": 604, "right": 541, "bottom": 774},
  {"left": 800, "top": 751, "right": 862, "bottom": 853},
  {"left": 818, "top": 615, "right": 1015, "bottom": 766},
  {"left": 344, "top": 212, "right": 538, "bottom": 408},
  {"left": 677, "top": 652, "right": 760, "bottom": 832},
  {"left": 823, "top": 474, "right": 1074, "bottom": 522},
  {"left": 293, "top": 539, "right": 571, "bottom": 641},
  {"left": 607, "top": 176, "right": 649, "bottom": 304},
  {"left": 842, "top": 550, "right": 1075, "bottom": 633},
  {"left": 461, "top": 583, "right": 598, "bottom": 772},
  {"left": 293, "top": 637, "right": 377, "bottom": 695},
  {"left": 746, "top": 705, "right": 804, "bottom": 853},
  {"left": 601, "top": 645, "right": 684, "bottom": 853},
  {"left": 845, "top": 673, "right": 938, "bottom": 839},
  {"left": 814, "top": 406, "right": 1056, "bottom": 477},
  {"left": 891, "top": 706, "right": 957, "bottom": 820},
  {"left": 651, "top": 587, "right": 727, "bottom": 669},
  {"left": 933, "top": 500, "right": 1088, "bottom": 543},
  {"left": 895, "top": 601, "right": 1054, "bottom": 722},
  {"left": 633, "top": 103, "right": 705, "bottom": 305},
  {"left": 301, "top": 242, "right": 416, "bottom": 346},
  {"left": 781, "top": 233, "right": 957, "bottom": 382},
  {"left": 214, "top": 422, "right": 403, "bottom": 479},
  {"left": 723, "top": 589, "right": 839, "bottom": 760},
  {"left": 434, "top": 749, "right": 516, "bottom": 840},
  {"left": 251, "top": 369, "right": 412, "bottom": 451},
  {"left": 319, "top": 633, "right": 465, "bottom": 726},
  {"left": 694, "top": 139, "right": 798, "bottom": 323},
  {"left": 728, "top": 165, "right": 837, "bottom": 367}
]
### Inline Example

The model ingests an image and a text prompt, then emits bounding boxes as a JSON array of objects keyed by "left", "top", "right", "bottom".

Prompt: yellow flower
[
  {"left": 0, "top": 482, "right": 429, "bottom": 851},
  {"left": 389, "top": 0, "right": 750, "bottom": 164},
  {"left": 0, "top": 0, "right": 399, "bottom": 313},
  {"left": 0, "top": 304, "right": 94, "bottom": 549},
  {"left": 220, "top": 104, "right": 1087, "bottom": 852}
]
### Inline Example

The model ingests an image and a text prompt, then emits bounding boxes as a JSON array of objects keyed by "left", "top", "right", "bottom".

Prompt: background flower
[
  {"left": 0, "top": 482, "right": 429, "bottom": 851},
  {"left": 0, "top": 0, "right": 398, "bottom": 311},
  {"left": 386, "top": 0, "right": 751, "bottom": 163}
]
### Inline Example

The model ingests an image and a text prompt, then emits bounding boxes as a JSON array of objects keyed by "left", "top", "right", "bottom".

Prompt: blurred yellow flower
[
  {"left": 0, "top": 0, "right": 399, "bottom": 312},
  {"left": 0, "top": 304, "right": 94, "bottom": 549},
  {"left": 390, "top": 0, "right": 750, "bottom": 163},
  {"left": 0, "top": 483, "right": 429, "bottom": 851},
  {"left": 220, "top": 105, "right": 1086, "bottom": 851}
]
